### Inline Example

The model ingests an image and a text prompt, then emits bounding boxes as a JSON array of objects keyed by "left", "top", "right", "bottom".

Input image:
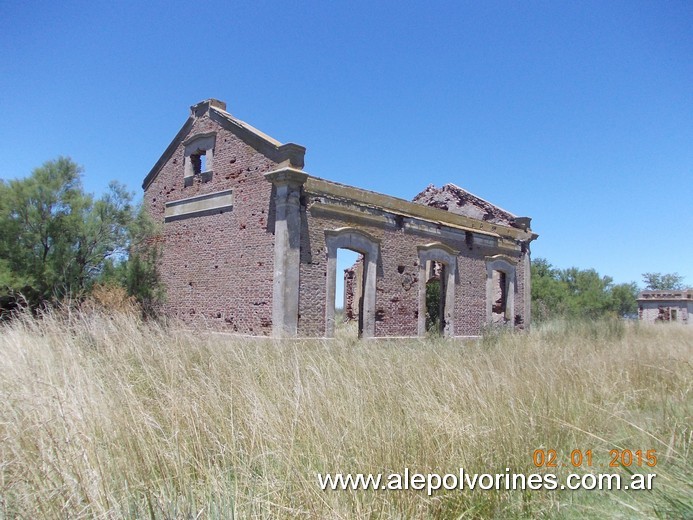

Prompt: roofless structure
[
  {"left": 638, "top": 290, "right": 692, "bottom": 325},
  {"left": 143, "top": 99, "right": 538, "bottom": 338}
]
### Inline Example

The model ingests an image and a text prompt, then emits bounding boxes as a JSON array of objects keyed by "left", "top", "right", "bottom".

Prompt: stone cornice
[
  {"left": 209, "top": 108, "right": 305, "bottom": 168},
  {"left": 265, "top": 167, "right": 309, "bottom": 186},
  {"left": 485, "top": 254, "right": 518, "bottom": 266},
  {"left": 637, "top": 290, "right": 692, "bottom": 301},
  {"left": 304, "top": 176, "right": 536, "bottom": 242},
  {"left": 418, "top": 242, "right": 460, "bottom": 257},
  {"left": 182, "top": 131, "right": 217, "bottom": 147}
]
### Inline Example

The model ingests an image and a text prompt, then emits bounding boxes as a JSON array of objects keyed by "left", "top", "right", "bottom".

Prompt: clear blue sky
[{"left": 1, "top": 0, "right": 691, "bottom": 289}]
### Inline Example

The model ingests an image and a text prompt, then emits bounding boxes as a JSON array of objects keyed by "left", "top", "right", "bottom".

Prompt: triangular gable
[{"left": 143, "top": 99, "right": 305, "bottom": 190}]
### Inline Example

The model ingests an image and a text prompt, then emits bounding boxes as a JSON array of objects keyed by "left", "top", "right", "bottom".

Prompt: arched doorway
[
  {"left": 325, "top": 228, "right": 380, "bottom": 338},
  {"left": 337, "top": 249, "right": 362, "bottom": 338},
  {"left": 417, "top": 244, "right": 458, "bottom": 337}
]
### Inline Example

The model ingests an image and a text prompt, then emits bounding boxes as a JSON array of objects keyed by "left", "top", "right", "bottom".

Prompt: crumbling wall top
[
  {"left": 638, "top": 290, "right": 692, "bottom": 301},
  {"left": 413, "top": 183, "right": 526, "bottom": 229}
]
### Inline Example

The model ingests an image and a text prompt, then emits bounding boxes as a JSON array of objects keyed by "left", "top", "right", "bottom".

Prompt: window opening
[
  {"left": 656, "top": 306, "right": 670, "bottom": 321},
  {"left": 191, "top": 149, "right": 207, "bottom": 175},
  {"left": 491, "top": 269, "right": 508, "bottom": 323}
]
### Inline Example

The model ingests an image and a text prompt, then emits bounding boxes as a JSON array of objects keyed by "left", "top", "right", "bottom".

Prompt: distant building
[{"left": 637, "top": 290, "right": 692, "bottom": 324}]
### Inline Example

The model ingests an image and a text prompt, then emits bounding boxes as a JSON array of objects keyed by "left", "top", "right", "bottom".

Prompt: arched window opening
[
  {"left": 183, "top": 133, "right": 216, "bottom": 186},
  {"left": 491, "top": 269, "right": 509, "bottom": 324},
  {"left": 485, "top": 255, "right": 516, "bottom": 327}
]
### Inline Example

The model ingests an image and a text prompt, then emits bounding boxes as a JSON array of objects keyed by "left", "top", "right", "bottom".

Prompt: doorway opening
[
  {"left": 425, "top": 261, "right": 445, "bottom": 336},
  {"left": 336, "top": 248, "right": 362, "bottom": 339},
  {"left": 325, "top": 228, "right": 379, "bottom": 339}
]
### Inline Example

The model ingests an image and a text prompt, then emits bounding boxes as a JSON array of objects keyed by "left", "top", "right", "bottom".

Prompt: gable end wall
[{"left": 144, "top": 113, "right": 281, "bottom": 334}]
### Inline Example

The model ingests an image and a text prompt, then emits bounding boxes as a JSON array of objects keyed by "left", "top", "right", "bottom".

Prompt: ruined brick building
[
  {"left": 637, "top": 290, "right": 692, "bottom": 325},
  {"left": 143, "top": 99, "right": 538, "bottom": 338}
]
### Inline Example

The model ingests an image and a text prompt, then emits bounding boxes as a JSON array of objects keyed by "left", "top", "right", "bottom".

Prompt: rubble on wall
[{"left": 413, "top": 183, "right": 517, "bottom": 227}]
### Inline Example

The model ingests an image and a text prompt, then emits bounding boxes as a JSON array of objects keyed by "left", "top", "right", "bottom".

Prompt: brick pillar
[{"left": 265, "top": 167, "right": 308, "bottom": 337}]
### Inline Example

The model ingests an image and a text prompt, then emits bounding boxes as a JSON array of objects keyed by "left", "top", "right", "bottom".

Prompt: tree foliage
[
  {"left": 0, "top": 157, "right": 160, "bottom": 313},
  {"left": 610, "top": 282, "right": 639, "bottom": 316},
  {"left": 531, "top": 258, "right": 639, "bottom": 321},
  {"left": 641, "top": 272, "right": 686, "bottom": 291},
  {"left": 100, "top": 247, "right": 164, "bottom": 318}
]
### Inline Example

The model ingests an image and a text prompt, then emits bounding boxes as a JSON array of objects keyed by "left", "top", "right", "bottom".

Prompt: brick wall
[
  {"left": 144, "top": 114, "right": 279, "bottom": 334},
  {"left": 297, "top": 200, "right": 529, "bottom": 337},
  {"left": 144, "top": 102, "right": 532, "bottom": 338},
  {"left": 639, "top": 301, "right": 690, "bottom": 324}
]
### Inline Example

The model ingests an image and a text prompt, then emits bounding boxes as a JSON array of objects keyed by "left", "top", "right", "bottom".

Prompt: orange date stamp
[{"left": 532, "top": 449, "right": 657, "bottom": 468}]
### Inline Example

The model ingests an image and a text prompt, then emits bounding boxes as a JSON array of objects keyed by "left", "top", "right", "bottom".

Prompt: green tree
[
  {"left": 126, "top": 250, "right": 163, "bottom": 317},
  {"left": 0, "top": 157, "right": 136, "bottom": 308},
  {"left": 531, "top": 258, "right": 639, "bottom": 321},
  {"left": 94, "top": 203, "right": 163, "bottom": 316},
  {"left": 425, "top": 279, "right": 442, "bottom": 334},
  {"left": 641, "top": 272, "right": 686, "bottom": 291},
  {"left": 531, "top": 258, "right": 570, "bottom": 321},
  {"left": 558, "top": 267, "right": 615, "bottom": 318},
  {"left": 611, "top": 282, "right": 639, "bottom": 316}
]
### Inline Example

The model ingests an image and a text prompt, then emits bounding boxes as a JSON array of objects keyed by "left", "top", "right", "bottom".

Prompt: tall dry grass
[{"left": 0, "top": 311, "right": 690, "bottom": 519}]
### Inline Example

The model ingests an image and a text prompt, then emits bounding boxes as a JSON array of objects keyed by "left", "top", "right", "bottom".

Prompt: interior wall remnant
[
  {"left": 191, "top": 150, "right": 207, "bottom": 175},
  {"left": 343, "top": 255, "right": 363, "bottom": 321},
  {"left": 413, "top": 183, "right": 517, "bottom": 227}
]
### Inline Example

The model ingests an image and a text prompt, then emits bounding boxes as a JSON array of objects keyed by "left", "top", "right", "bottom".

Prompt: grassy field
[{"left": 0, "top": 311, "right": 690, "bottom": 519}]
